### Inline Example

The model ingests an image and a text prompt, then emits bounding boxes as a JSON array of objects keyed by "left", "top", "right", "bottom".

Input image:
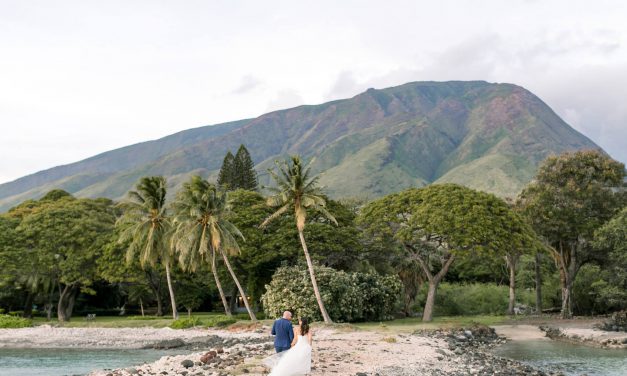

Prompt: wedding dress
[{"left": 265, "top": 334, "right": 312, "bottom": 376}]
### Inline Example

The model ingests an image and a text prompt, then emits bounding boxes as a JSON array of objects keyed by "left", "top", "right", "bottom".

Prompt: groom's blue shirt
[{"left": 271, "top": 317, "right": 294, "bottom": 351}]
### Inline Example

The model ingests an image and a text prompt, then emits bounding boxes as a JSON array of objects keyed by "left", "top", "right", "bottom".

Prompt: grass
[
  {"left": 28, "top": 313, "right": 509, "bottom": 331},
  {"left": 31, "top": 312, "right": 244, "bottom": 328},
  {"left": 352, "top": 315, "right": 509, "bottom": 333}
]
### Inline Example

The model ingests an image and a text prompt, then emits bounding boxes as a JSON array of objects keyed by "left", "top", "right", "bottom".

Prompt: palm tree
[
  {"left": 116, "top": 176, "right": 179, "bottom": 319},
  {"left": 261, "top": 156, "right": 337, "bottom": 323},
  {"left": 171, "top": 176, "right": 257, "bottom": 321}
]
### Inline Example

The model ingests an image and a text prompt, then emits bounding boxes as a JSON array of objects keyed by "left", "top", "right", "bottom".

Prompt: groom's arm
[
  {"left": 288, "top": 323, "right": 294, "bottom": 343},
  {"left": 271, "top": 320, "right": 276, "bottom": 336}
]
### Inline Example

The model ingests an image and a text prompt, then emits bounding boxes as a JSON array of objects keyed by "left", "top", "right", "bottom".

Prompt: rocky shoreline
[
  {"left": 90, "top": 325, "right": 562, "bottom": 376},
  {"left": 366, "top": 327, "right": 559, "bottom": 376},
  {"left": 539, "top": 325, "right": 627, "bottom": 349}
]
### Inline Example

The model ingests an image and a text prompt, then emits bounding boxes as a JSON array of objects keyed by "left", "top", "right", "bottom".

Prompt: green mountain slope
[{"left": 0, "top": 81, "right": 602, "bottom": 211}]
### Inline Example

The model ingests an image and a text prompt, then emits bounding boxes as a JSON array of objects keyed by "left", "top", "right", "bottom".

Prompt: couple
[{"left": 265, "top": 310, "right": 313, "bottom": 375}]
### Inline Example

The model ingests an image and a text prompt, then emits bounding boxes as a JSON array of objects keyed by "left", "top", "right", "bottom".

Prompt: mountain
[{"left": 0, "top": 81, "right": 601, "bottom": 211}]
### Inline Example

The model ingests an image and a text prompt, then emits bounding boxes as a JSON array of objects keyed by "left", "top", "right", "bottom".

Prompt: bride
[{"left": 265, "top": 317, "right": 313, "bottom": 375}]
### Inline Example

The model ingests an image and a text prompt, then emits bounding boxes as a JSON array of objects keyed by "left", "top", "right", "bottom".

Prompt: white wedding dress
[{"left": 264, "top": 334, "right": 312, "bottom": 376}]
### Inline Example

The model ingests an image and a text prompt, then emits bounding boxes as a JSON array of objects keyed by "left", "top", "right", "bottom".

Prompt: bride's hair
[{"left": 300, "top": 317, "right": 310, "bottom": 336}]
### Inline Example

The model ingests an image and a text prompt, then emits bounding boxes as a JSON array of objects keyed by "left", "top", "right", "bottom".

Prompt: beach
[{"left": 1, "top": 319, "right": 625, "bottom": 375}]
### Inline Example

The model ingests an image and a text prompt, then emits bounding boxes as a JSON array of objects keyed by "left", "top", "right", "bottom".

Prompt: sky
[{"left": 1, "top": 0, "right": 626, "bottom": 184}]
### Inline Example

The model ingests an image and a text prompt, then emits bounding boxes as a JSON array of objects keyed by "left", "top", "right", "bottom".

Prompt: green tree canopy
[
  {"left": 15, "top": 195, "right": 116, "bottom": 321},
  {"left": 592, "top": 207, "right": 627, "bottom": 310},
  {"left": 217, "top": 151, "right": 235, "bottom": 188},
  {"left": 358, "top": 184, "right": 538, "bottom": 321},
  {"left": 217, "top": 145, "right": 258, "bottom": 191},
  {"left": 234, "top": 144, "right": 258, "bottom": 191},
  {"left": 518, "top": 150, "right": 625, "bottom": 318}
]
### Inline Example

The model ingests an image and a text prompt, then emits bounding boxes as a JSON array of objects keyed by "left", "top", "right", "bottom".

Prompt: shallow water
[
  {"left": 492, "top": 339, "right": 627, "bottom": 376},
  {"left": 0, "top": 348, "right": 189, "bottom": 376}
]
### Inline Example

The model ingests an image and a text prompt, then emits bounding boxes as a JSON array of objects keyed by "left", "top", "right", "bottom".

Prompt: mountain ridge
[{"left": 0, "top": 80, "right": 601, "bottom": 211}]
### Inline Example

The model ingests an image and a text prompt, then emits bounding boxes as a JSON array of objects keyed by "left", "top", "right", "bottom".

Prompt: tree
[
  {"left": 127, "top": 283, "right": 153, "bottom": 317},
  {"left": 234, "top": 144, "right": 258, "bottom": 191},
  {"left": 3, "top": 195, "right": 64, "bottom": 318},
  {"left": 358, "top": 184, "right": 538, "bottom": 321},
  {"left": 171, "top": 176, "right": 257, "bottom": 321},
  {"left": 261, "top": 156, "right": 337, "bottom": 324},
  {"left": 518, "top": 150, "right": 625, "bottom": 318},
  {"left": 15, "top": 195, "right": 116, "bottom": 321},
  {"left": 592, "top": 207, "right": 627, "bottom": 310},
  {"left": 98, "top": 239, "right": 167, "bottom": 317},
  {"left": 116, "top": 176, "right": 179, "bottom": 319},
  {"left": 218, "top": 146, "right": 258, "bottom": 191},
  {"left": 217, "top": 151, "right": 235, "bottom": 189}
]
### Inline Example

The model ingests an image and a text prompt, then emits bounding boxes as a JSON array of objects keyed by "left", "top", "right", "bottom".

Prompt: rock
[
  {"left": 147, "top": 338, "right": 186, "bottom": 349},
  {"left": 126, "top": 368, "right": 139, "bottom": 374},
  {"left": 181, "top": 359, "right": 194, "bottom": 368},
  {"left": 200, "top": 350, "right": 218, "bottom": 364}
]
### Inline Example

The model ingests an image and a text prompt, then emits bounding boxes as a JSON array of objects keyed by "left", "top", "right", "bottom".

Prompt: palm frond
[{"left": 260, "top": 204, "right": 290, "bottom": 228}]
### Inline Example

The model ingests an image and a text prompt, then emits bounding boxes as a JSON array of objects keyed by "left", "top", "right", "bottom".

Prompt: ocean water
[
  {"left": 0, "top": 348, "right": 189, "bottom": 376},
  {"left": 492, "top": 339, "right": 627, "bottom": 376}
]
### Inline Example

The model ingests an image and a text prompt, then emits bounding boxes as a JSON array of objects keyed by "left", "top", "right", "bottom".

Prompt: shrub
[
  {"left": 232, "top": 312, "right": 265, "bottom": 321},
  {"left": 0, "top": 314, "right": 32, "bottom": 328},
  {"left": 204, "top": 315, "right": 237, "bottom": 327},
  {"left": 234, "top": 313, "right": 252, "bottom": 320},
  {"left": 170, "top": 317, "right": 202, "bottom": 329},
  {"left": 416, "top": 283, "right": 510, "bottom": 316},
  {"left": 261, "top": 265, "right": 401, "bottom": 322},
  {"left": 598, "top": 310, "right": 627, "bottom": 332}
]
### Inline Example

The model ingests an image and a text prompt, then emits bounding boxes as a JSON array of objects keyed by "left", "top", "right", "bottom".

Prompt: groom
[{"left": 271, "top": 310, "right": 294, "bottom": 353}]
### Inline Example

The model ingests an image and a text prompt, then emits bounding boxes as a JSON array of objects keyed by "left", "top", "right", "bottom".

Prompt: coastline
[
  {"left": 494, "top": 317, "right": 627, "bottom": 349},
  {"left": 0, "top": 324, "right": 557, "bottom": 376},
  {"left": 0, "top": 325, "right": 266, "bottom": 349},
  {"left": 2, "top": 320, "right": 624, "bottom": 375}
]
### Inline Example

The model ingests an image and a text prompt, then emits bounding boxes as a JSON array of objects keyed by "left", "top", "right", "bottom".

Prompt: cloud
[
  {"left": 325, "top": 71, "right": 361, "bottom": 101},
  {"left": 266, "top": 89, "right": 304, "bottom": 112},
  {"left": 323, "top": 33, "right": 627, "bottom": 163},
  {"left": 231, "top": 75, "right": 262, "bottom": 95}
]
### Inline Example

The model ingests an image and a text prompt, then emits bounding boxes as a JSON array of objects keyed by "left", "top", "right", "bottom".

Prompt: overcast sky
[{"left": 1, "top": 0, "right": 626, "bottom": 184}]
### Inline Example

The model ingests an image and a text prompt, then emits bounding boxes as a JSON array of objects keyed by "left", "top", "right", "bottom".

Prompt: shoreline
[
  {"left": 1, "top": 321, "right": 625, "bottom": 375},
  {"left": 0, "top": 325, "right": 267, "bottom": 349}
]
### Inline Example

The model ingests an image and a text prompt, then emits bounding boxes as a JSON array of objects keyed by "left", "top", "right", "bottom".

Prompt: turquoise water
[
  {"left": 0, "top": 348, "right": 188, "bottom": 376},
  {"left": 493, "top": 339, "right": 627, "bottom": 376}
]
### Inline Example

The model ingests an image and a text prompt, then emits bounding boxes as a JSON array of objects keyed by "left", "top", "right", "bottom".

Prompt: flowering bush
[{"left": 261, "top": 265, "right": 400, "bottom": 322}]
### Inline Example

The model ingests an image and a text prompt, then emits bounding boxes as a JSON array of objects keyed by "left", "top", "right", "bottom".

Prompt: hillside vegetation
[{"left": 0, "top": 81, "right": 600, "bottom": 211}]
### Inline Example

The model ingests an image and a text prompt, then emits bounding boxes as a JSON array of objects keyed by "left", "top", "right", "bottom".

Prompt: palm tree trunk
[
  {"left": 139, "top": 297, "right": 145, "bottom": 317},
  {"left": 221, "top": 252, "right": 257, "bottom": 322},
  {"left": 298, "top": 229, "right": 332, "bottom": 324},
  {"left": 212, "top": 251, "right": 232, "bottom": 317},
  {"left": 164, "top": 263, "right": 179, "bottom": 320}
]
